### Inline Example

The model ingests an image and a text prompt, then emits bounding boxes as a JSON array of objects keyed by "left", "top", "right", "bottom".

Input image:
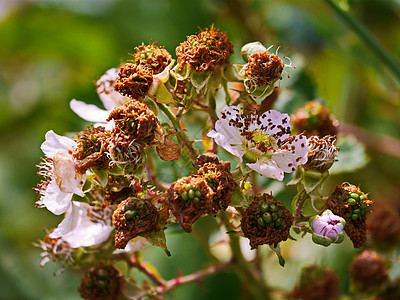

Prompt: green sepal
[
  {"left": 92, "top": 167, "right": 108, "bottom": 188},
  {"left": 302, "top": 169, "right": 328, "bottom": 194},
  {"left": 191, "top": 71, "right": 211, "bottom": 91},
  {"left": 269, "top": 244, "right": 285, "bottom": 267},
  {"left": 233, "top": 64, "right": 245, "bottom": 76},
  {"left": 170, "top": 63, "right": 192, "bottom": 81},
  {"left": 229, "top": 185, "right": 249, "bottom": 207},
  {"left": 149, "top": 81, "right": 175, "bottom": 104},
  {"left": 333, "top": 232, "right": 345, "bottom": 244},
  {"left": 142, "top": 228, "right": 171, "bottom": 256},
  {"left": 287, "top": 166, "right": 305, "bottom": 186},
  {"left": 312, "top": 234, "right": 332, "bottom": 247},
  {"left": 250, "top": 84, "right": 275, "bottom": 105},
  {"left": 143, "top": 95, "right": 159, "bottom": 115},
  {"left": 223, "top": 64, "right": 240, "bottom": 82},
  {"left": 241, "top": 42, "right": 267, "bottom": 62}
]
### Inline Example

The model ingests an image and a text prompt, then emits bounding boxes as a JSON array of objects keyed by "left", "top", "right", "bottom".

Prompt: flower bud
[{"left": 310, "top": 209, "right": 345, "bottom": 247}]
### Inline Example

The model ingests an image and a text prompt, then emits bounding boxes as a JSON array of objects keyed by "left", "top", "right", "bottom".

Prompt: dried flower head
[
  {"left": 243, "top": 49, "right": 285, "bottom": 87},
  {"left": 176, "top": 25, "right": 234, "bottom": 72},
  {"left": 78, "top": 263, "right": 124, "bottom": 300},
  {"left": 303, "top": 135, "right": 339, "bottom": 173},
  {"left": 73, "top": 126, "right": 111, "bottom": 173},
  {"left": 350, "top": 250, "right": 388, "bottom": 291},
  {"left": 113, "top": 197, "right": 158, "bottom": 249},
  {"left": 325, "top": 183, "right": 373, "bottom": 248},
  {"left": 107, "top": 100, "right": 163, "bottom": 145},
  {"left": 372, "top": 277, "right": 400, "bottom": 300},
  {"left": 241, "top": 193, "right": 293, "bottom": 248},
  {"left": 367, "top": 201, "right": 400, "bottom": 249},
  {"left": 291, "top": 100, "right": 339, "bottom": 137},
  {"left": 167, "top": 175, "right": 215, "bottom": 233},
  {"left": 114, "top": 63, "right": 153, "bottom": 100},
  {"left": 130, "top": 42, "right": 172, "bottom": 75},
  {"left": 288, "top": 265, "right": 340, "bottom": 300},
  {"left": 197, "top": 160, "right": 236, "bottom": 211}
]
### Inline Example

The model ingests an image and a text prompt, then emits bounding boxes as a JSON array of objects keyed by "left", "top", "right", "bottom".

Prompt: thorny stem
[
  {"left": 131, "top": 260, "right": 235, "bottom": 299},
  {"left": 157, "top": 102, "right": 199, "bottom": 162},
  {"left": 324, "top": 0, "right": 400, "bottom": 83}
]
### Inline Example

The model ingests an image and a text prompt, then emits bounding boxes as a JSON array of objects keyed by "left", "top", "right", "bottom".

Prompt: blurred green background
[{"left": 0, "top": 0, "right": 399, "bottom": 299}]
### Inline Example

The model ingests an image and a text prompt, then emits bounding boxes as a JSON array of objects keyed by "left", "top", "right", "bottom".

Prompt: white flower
[
  {"left": 36, "top": 130, "right": 86, "bottom": 215},
  {"left": 50, "top": 201, "right": 114, "bottom": 248},
  {"left": 70, "top": 68, "right": 130, "bottom": 125},
  {"left": 310, "top": 209, "right": 346, "bottom": 247},
  {"left": 208, "top": 106, "right": 309, "bottom": 181},
  {"left": 113, "top": 237, "right": 149, "bottom": 254}
]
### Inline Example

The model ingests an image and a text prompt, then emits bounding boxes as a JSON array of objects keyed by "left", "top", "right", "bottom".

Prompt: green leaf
[
  {"left": 330, "top": 135, "right": 369, "bottom": 174},
  {"left": 143, "top": 95, "right": 159, "bottom": 115},
  {"left": 142, "top": 229, "right": 171, "bottom": 256},
  {"left": 229, "top": 185, "right": 249, "bottom": 207},
  {"left": 301, "top": 170, "right": 327, "bottom": 194},
  {"left": 190, "top": 71, "right": 211, "bottom": 91},
  {"left": 269, "top": 244, "right": 285, "bottom": 267}
]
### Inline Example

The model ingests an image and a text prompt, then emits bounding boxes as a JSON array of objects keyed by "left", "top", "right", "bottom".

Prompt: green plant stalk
[
  {"left": 220, "top": 211, "right": 271, "bottom": 300},
  {"left": 157, "top": 102, "right": 199, "bottom": 162},
  {"left": 324, "top": 0, "right": 400, "bottom": 83}
]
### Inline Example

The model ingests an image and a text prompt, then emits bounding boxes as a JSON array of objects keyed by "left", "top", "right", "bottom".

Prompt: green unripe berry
[
  {"left": 269, "top": 203, "right": 277, "bottom": 212},
  {"left": 257, "top": 217, "right": 266, "bottom": 228},
  {"left": 262, "top": 212, "right": 272, "bottom": 224},
  {"left": 195, "top": 190, "right": 202, "bottom": 198},
  {"left": 353, "top": 208, "right": 360, "bottom": 214},
  {"left": 277, "top": 211, "right": 283, "bottom": 218},
  {"left": 345, "top": 213, "right": 352, "bottom": 219},
  {"left": 360, "top": 202, "right": 367, "bottom": 209},
  {"left": 188, "top": 189, "right": 195, "bottom": 199},
  {"left": 125, "top": 210, "right": 137, "bottom": 220},
  {"left": 274, "top": 218, "right": 284, "bottom": 229},
  {"left": 271, "top": 212, "right": 278, "bottom": 221},
  {"left": 360, "top": 194, "right": 366, "bottom": 201},
  {"left": 351, "top": 214, "right": 359, "bottom": 221},
  {"left": 193, "top": 197, "right": 200, "bottom": 203},
  {"left": 181, "top": 191, "right": 189, "bottom": 201},
  {"left": 260, "top": 202, "right": 269, "bottom": 213},
  {"left": 347, "top": 198, "right": 356, "bottom": 205},
  {"left": 350, "top": 193, "right": 360, "bottom": 200}
]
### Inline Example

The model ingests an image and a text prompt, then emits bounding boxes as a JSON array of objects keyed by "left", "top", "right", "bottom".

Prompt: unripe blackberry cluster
[
  {"left": 78, "top": 263, "right": 123, "bottom": 300},
  {"left": 339, "top": 191, "right": 369, "bottom": 221},
  {"left": 112, "top": 197, "right": 158, "bottom": 249},
  {"left": 255, "top": 200, "right": 285, "bottom": 230},
  {"left": 178, "top": 183, "right": 203, "bottom": 203}
]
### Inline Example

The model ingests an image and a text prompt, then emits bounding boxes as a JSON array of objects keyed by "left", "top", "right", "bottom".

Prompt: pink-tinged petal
[
  {"left": 70, "top": 99, "right": 111, "bottom": 123},
  {"left": 273, "top": 134, "right": 308, "bottom": 170},
  {"left": 41, "top": 180, "right": 73, "bottom": 215},
  {"left": 96, "top": 68, "right": 129, "bottom": 110},
  {"left": 98, "top": 92, "right": 128, "bottom": 110},
  {"left": 247, "top": 159, "right": 284, "bottom": 181},
  {"left": 271, "top": 150, "right": 302, "bottom": 173},
  {"left": 259, "top": 110, "right": 291, "bottom": 141},
  {"left": 41, "top": 130, "right": 75, "bottom": 158},
  {"left": 213, "top": 106, "right": 243, "bottom": 145},
  {"left": 312, "top": 219, "right": 328, "bottom": 235},
  {"left": 208, "top": 129, "right": 246, "bottom": 160},
  {"left": 324, "top": 225, "right": 338, "bottom": 240}
]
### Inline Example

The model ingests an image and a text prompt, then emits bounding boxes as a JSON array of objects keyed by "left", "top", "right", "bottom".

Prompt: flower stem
[
  {"left": 157, "top": 102, "right": 199, "bottom": 162},
  {"left": 323, "top": 0, "right": 400, "bottom": 83}
]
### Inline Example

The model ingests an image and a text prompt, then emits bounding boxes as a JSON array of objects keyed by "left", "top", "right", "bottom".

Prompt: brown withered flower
[
  {"left": 291, "top": 100, "right": 339, "bottom": 137},
  {"left": 367, "top": 201, "right": 400, "bottom": 249},
  {"left": 130, "top": 42, "right": 172, "bottom": 75},
  {"left": 176, "top": 25, "right": 234, "bottom": 72},
  {"left": 349, "top": 250, "right": 388, "bottom": 291},
  {"left": 72, "top": 126, "right": 111, "bottom": 173},
  {"left": 78, "top": 263, "right": 124, "bottom": 300},
  {"left": 197, "top": 159, "right": 236, "bottom": 212},
  {"left": 288, "top": 265, "right": 340, "bottom": 300},
  {"left": 167, "top": 175, "right": 215, "bottom": 233},
  {"left": 241, "top": 193, "right": 293, "bottom": 248},
  {"left": 243, "top": 50, "right": 285, "bottom": 87},
  {"left": 114, "top": 63, "right": 153, "bottom": 100},
  {"left": 107, "top": 100, "right": 163, "bottom": 145},
  {"left": 113, "top": 197, "right": 158, "bottom": 249},
  {"left": 372, "top": 277, "right": 400, "bottom": 300},
  {"left": 303, "top": 135, "right": 339, "bottom": 173},
  {"left": 325, "top": 183, "right": 373, "bottom": 248}
]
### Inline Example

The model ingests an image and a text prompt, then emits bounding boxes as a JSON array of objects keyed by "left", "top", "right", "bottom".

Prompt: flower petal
[
  {"left": 70, "top": 99, "right": 111, "bottom": 123},
  {"left": 259, "top": 110, "right": 291, "bottom": 142},
  {"left": 41, "top": 130, "right": 75, "bottom": 158},
  {"left": 96, "top": 68, "right": 130, "bottom": 110},
  {"left": 41, "top": 180, "right": 73, "bottom": 215},
  {"left": 247, "top": 159, "right": 284, "bottom": 181},
  {"left": 49, "top": 202, "right": 81, "bottom": 238}
]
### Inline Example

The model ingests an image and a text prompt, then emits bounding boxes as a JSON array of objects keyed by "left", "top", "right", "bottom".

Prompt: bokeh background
[{"left": 0, "top": 0, "right": 399, "bottom": 299}]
